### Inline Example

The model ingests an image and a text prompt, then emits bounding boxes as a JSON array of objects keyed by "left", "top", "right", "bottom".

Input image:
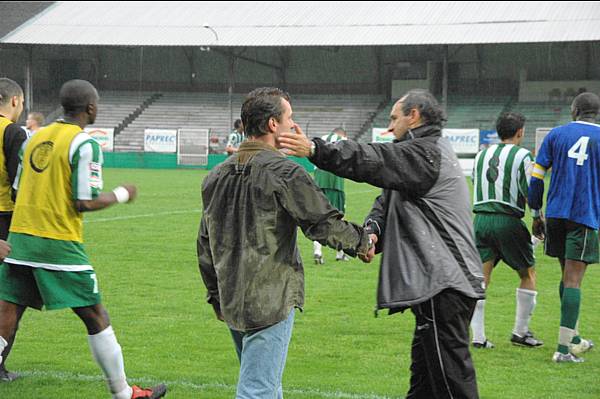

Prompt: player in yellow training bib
[{"left": 0, "top": 80, "right": 167, "bottom": 398}]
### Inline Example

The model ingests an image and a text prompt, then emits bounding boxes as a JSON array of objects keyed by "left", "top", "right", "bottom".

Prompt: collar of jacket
[
  {"left": 394, "top": 124, "right": 442, "bottom": 143},
  {"left": 237, "top": 140, "right": 283, "bottom": 164}
]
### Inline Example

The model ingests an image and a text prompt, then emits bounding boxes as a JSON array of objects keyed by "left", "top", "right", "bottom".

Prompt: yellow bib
[
  {"left": 11, "top": 121, "right": 85, "bottom": 242},
  {"left": 0, "top": 116, "right": 15, "bottom": 211}
]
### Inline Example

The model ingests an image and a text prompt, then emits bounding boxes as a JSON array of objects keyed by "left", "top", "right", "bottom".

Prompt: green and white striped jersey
[
  {"left": 226, "top": 131, "right": 244, "bottom": 149},
  {"left": 321, "top": 133, "right": 346, "bottom": 143},
  {"left": 472, "top": 143, "right": 534, "bottom": 218}
]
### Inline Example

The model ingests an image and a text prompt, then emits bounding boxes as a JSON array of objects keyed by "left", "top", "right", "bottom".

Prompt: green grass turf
[{"left": 1, "top": 168, "right": 599, "bottom": 398}]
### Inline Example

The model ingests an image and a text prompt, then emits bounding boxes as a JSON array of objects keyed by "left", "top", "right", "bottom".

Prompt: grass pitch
[{"left": 0, "top": 168, "right": 599, "bottom": 398}]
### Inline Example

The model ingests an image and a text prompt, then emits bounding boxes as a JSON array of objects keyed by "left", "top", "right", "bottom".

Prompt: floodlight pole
[
  {"left": 228, "top": 54, "right": 235, "bottom": 133},
  {"left": 201, "top": 25, "right": 233, "bottom": 132},
  {"left": 138, "top": 46, "right": 144, "bottom": 96},
  {"left": 24, "top": 45, "right": 33, "bottom": 115},
  {"left": 442, "top": 45, "right": 448, "bottom": 108}
]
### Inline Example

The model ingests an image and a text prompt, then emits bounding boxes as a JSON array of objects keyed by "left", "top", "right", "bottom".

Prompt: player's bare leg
[{"left": 0, "top": 300, "right": 25, "bottom": 382}]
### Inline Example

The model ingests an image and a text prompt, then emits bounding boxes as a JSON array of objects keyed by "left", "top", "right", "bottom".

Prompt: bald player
[
  {"left": 529, "top": 92, "right": 600, "bottom": 363},
  {"left": 0, "top": 80, "right": 167, "bottom": 398}
]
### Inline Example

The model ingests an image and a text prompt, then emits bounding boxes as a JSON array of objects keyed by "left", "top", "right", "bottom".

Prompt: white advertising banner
[
  {"left": 85, "top": 127, "right": 114, "bottom": 152},
  {"left": 442, "top": 129, "right": 480, "bottom": 155},
  {"left": 144, "top": 129, "right": 177, "bottom": 153},
  {"left": 372, "top": 127, "right": 394, "bottom": 143}
]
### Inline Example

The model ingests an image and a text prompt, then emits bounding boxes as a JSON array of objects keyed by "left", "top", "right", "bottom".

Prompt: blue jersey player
[{"left": 529, "top": 92, "right": 600, "bottom": 363}]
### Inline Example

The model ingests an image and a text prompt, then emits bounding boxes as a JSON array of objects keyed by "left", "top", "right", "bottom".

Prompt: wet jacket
[
  {"left": 310, "top": 124, "right": 485, "bottom": 312},
  {"left": 198, "top": 140, "right": 370, "bottom": 331}
]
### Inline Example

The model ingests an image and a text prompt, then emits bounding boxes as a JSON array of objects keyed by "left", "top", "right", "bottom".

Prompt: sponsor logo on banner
[
  {"left": 372, "top": 127, "right": 395, "bottom": 143},
  {"left": 144, "top": 129, "right": 177, "bottom": 153},
  {"left": 442, "top": 129, "right": 480, "bottom": 155},
  {"left": 85, "top": 128, "right": 114, "bottom": 152}
]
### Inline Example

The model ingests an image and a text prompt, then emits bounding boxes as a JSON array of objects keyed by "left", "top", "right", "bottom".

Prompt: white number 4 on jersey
[{"left": 568, "top": 136, "right": 590, "bottom": 166}]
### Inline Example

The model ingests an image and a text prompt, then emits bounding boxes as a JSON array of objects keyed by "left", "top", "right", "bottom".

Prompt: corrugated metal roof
[{"left": 2, "top": 1, "right": 600, "bottom": 46}]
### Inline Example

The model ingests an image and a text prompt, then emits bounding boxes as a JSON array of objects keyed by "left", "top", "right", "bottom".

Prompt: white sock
[
  {"left": 470, "top": 299, "right": 486, "bottom": 343},
  {"left": 336, "top": 250, "right": 345, "bottom": 259},
  {"left": 513, "top": 288, "right": 537, "bottom": 337},
  {"left": 88, "top": 326, "right": 132, "bottom": 399},
  {"left": 313, "top": 241, "right": 322, "bottom": 256},
  {"left": 559, "top": 326, "right": 576, "bottom": 348},
  {"left": 0, "top": 336, "right": 6, "bottom": 364}
]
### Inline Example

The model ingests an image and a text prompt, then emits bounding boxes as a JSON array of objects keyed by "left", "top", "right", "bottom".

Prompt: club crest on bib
[{"left": 30, "top": 141, "right": 54, "bottom": 173}]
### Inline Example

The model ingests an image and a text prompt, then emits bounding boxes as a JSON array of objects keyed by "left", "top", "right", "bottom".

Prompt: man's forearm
[
  {"left": 528, "top": 178, "right": 544, "bottom": 211},
  {"left": 76, "top": 192, "right": 119, "bottom": 212}
]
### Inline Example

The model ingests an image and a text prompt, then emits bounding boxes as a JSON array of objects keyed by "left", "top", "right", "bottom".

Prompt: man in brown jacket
[{"left": 197, "top": 87, "right": 370, "bottom": 399}]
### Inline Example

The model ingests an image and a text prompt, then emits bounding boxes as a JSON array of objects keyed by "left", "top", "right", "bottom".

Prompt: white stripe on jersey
[
  {"left": 321, "top": 133, "right": 347, "bottom": 143},
  {"left": 77, "top": 142, "right": 95, "bottom": 200},
  {"left": 524, "top": 158, "right": 534, "bottom": 185},
  {"left": 479, "top": 145, "right": 496, "bottom": 203},
  {"left": 69, "top": 132, "right": 103, "bottom": 200},
  {"left": 69, "top": 132, "right": 91, "bottom": 162},
  {"left": 472, "top": 150, "right": 482, "bottom": 203},
  {"left": 510, "top": 148, "right": 531, "bottom": 204},
  {"left": 494, "top": 145, "right": 514, "bottom": 204}
]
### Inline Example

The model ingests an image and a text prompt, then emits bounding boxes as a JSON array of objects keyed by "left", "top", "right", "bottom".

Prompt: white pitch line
[
  {"left": 346, "top": 189, "right": 381, "bottom": 195},
  {"left": 18, "top": 370, "right": 402, "bottom": 399},
  {"left": 85, "top": 209, "right": 201, "bottom": 223}
]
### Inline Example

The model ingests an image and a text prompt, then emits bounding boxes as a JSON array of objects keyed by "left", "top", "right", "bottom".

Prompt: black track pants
[{"left": 406, "top": 289, "right": 479, "bottom": 399}]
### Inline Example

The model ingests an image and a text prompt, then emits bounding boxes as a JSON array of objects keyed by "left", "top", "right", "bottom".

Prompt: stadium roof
[{"left": 2, "top": 1, "right": 600, "bottom": 47}]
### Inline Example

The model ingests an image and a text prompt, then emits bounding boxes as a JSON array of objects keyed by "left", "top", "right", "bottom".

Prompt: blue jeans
[{"left": 230, "top": 309, "right": 295, "bottom": 399}]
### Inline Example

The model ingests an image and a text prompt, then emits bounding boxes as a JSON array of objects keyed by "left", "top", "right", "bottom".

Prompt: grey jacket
[
  {"left": 310, "top": 124, "right": 485, "bottom": 313},
  {"left": 197, "top": 141, "right": 370, "bottom": 331}
]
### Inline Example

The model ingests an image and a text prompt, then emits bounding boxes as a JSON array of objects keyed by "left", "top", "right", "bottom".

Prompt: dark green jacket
[{"left": 197, "top": 140, "right": 369, "bottom": 331}]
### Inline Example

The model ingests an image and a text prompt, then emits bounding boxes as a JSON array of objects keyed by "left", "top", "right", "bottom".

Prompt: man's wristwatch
[{"left": 309, "top": 141, "right": 316, "bottom": 157}]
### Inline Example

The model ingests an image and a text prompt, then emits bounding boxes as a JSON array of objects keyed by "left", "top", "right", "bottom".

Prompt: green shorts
[
  {"left": 0, "top": 263, "right": 101, "bottom": 310},
  {"left": 474, "top": 213, "right": 534, "bottom": 270},
  {"left": 545, "top": 218, "right": 599, "bottom": 264}
]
